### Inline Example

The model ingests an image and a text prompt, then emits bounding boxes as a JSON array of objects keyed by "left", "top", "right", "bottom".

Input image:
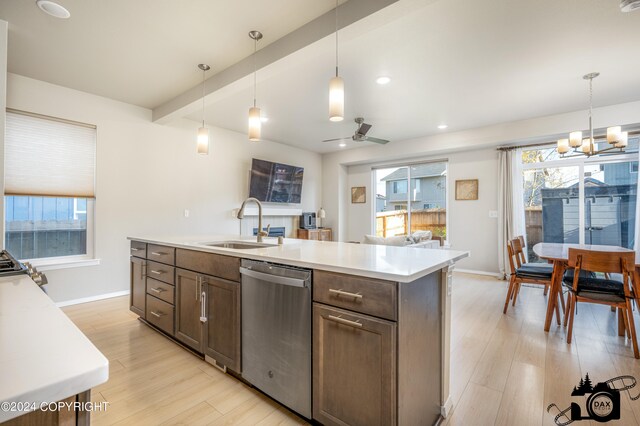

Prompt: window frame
[
  {"left": 522, "top": 147, "right": 637, "bottom": 245},
  {"left": 4, "top": 109, "right": 97, "bottom": 267}
]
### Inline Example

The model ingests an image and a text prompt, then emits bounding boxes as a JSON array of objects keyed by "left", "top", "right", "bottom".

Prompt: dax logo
[{"left": 547, "top": 373, "right": 640, "bottom": 424}]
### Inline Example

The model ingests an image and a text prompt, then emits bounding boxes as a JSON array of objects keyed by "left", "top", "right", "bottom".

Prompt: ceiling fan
[{"left": 322, "top": 117, "right": 390, "bottom": 145}]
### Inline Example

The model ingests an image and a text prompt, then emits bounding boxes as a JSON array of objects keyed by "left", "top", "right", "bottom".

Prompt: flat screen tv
[{"left": 249, "top": 158, "right": 304, "bottom": 204}]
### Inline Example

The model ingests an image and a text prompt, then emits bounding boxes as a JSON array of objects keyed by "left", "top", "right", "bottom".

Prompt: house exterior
[{"left": 380, "top": 163, "right": 446, "bottom": 211}]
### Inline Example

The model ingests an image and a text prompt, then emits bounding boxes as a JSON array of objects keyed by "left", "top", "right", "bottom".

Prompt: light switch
[
  {"left": 184, "top": 209, "right": 190, "bottom": 218},
  {"left": 489, "top": 210, "right": 498, "bottom": 218}
]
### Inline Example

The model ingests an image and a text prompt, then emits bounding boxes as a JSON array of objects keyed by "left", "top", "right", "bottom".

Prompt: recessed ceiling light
[
  {"left": 36, "top": 0, "right": 70, "bottom": 19},
  {"left": 438, "top": 124, "right": 448, "bottom": 130},
  {"left": 339, "top": 142, "right": 347, "bottom": 148},
  {"left": 260, "top": 117, "right": 269, "bottom": 123},
  {"left": 376, "top": 76, "right": 391, "bottom": 85}
]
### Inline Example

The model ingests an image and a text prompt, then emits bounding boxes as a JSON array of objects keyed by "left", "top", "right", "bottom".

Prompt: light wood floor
[{"left": 62, "top": 273, "right": 640, "bottom": 425}]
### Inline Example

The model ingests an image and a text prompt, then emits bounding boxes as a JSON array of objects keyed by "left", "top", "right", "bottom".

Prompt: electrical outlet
[
  {"left": 184, "top": 209, "right": 190, "bottom": 218},
  {"left": 489, "top": 210, "right": 498, "bottom": 218}
]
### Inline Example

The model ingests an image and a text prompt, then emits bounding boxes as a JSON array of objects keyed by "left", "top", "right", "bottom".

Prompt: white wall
[
  {"left": 323, "top": 99, "right": 640, "bottom": 274},
  {"left": 343, "top": 149, "right": 499, "bottom": 273},
  {"left": 6, "top": 73, "right": 322, "bottom": 303}
]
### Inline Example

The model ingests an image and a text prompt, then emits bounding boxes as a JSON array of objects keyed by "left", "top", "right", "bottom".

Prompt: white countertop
[
  {"left": 0, "top": 275, "right": 109, "bottom": 422},
  {"left": 129, "top": 235, "right": 469, "bottom": 282}
]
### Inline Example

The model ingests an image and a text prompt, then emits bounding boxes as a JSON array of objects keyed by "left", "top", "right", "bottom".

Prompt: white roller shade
[{"left": 5, "top": 110, "right": 96, "bottom": 198}]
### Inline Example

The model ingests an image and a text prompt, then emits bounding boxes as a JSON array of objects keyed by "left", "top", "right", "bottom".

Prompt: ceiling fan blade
[
  {"left": 322, "top": 137, "right": 349, "bottom": 143},
  {"left": 357, "top": 122, "right": 372, "bottom": 136},
  {"left": 364, "top": 136, "right": 390, "bottom": 145}
]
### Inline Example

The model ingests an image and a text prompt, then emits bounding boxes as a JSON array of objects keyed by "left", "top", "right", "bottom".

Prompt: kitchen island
[
  {"left": 0, "top": 275, "right": 109, "bottom": 424},
  {"left": 128, "top": 235, "right": 468, "bottom": 425}
]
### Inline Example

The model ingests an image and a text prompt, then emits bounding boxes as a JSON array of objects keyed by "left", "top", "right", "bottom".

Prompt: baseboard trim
[
  {"left": 455, "top": 269, "right": 502, "bottom": 278},
  {"left": 55, "top": 290, "right": 130, "bottom": 308}
]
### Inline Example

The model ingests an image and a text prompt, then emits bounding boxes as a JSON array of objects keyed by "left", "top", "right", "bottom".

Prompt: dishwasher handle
[{"left": 240, "top": 267, "right": 308, "bottom": 288}]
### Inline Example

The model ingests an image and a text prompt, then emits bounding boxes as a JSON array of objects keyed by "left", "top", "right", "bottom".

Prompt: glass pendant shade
[
  {"left": 607, "top": 126, "right": 622, "bottom": 144},
  {"left": 614, "top": 131, "right": 628, "bottom": 148},
  {"left": 248, "top": 106, "right": 261, "bottom": 141},
  {"left": 197, "top": 127, "right": 209, "bottom": 155},
  {"left": 569, "top": 131, "right": 583, "bottom": 148},
  {"left": 329, "top": 76, "right": 344, "bottom": 122},
  {"left": 581, "top": 138, "right": 593, "bottom": 153},
  {"left": 557, "top": 138, "right": 570, "bottom": 154}
]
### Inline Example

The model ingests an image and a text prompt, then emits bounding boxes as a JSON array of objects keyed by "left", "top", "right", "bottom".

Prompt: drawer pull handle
[
  {"left": 150, "top": 310, "right": 165, "bottom": 318},
  {"left": 150, "top": 287, "right": 165, "bottom": 294},
  {"left": 329, "top": 289, "right": 363, "bottom": 300},
  {"left": 131, "top": 247, "right": 141, "bottom": 251},
  {"left": 150, "top": 269, "right": 164, "bottom": 275},
  {"left": 151, "top": 251, "right": 167, "bottom": 256},
  {"left": 327, "top": 315, "right": 363, "bottom": 328}
]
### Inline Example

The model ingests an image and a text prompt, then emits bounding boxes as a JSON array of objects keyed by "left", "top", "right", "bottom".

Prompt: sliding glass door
[{"left": 374, "top": 161, "right": 447, "bottom": 239}]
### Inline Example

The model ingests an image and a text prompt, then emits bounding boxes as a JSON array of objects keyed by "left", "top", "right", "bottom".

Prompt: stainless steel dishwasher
[{"left": 240, "top": 259, "right": 312, "bottom": 418}]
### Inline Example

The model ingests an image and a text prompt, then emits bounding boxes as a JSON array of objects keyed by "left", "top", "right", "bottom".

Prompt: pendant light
[
  {"left": 197, "top": 63, "right": 210, "bottom": 155},
  {"left": 248, "top": 31, "right": 263, "bottom": 142},
  {"left": 329, "top": 0, "right": 344, "bottom": 122}
]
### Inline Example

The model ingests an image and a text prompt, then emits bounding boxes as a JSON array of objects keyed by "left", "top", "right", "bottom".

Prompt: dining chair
[
  {"left": 503, "top": 237, "right": 562, "bottom": 324},
  {"left": 564, "top": 249, "right": 638, "bottom": 359}
]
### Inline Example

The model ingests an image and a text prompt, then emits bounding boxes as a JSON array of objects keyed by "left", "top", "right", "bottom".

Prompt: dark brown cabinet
[
  {"left": 130, "top": 255, "right": 146, "bottom": 317},
  {"left": 175, "top": 268, "right": 204, "bottom": 352},
  {"left": 203, "top": 277, "right": 240, "bottom": 372},
  {"left": 313, "top": 303, "right": 397, "bottom": 426}
]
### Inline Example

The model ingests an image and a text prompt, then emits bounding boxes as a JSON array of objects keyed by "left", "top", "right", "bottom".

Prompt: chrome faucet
[{"left": 237, "top": 197, "right": 269, "bottom": 243}]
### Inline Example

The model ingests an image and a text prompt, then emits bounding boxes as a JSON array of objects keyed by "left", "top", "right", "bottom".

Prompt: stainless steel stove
[{"left": 0, "top": 250, "right": 48, "bottom": 289}]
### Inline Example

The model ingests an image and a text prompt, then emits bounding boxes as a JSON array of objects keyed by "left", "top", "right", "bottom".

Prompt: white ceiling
[
  {"left": 184, "top": 0, "right": 640, "bottom": 153},
  {"left": 3, "top": 0, "right": 640, "bottom": 154},
  {"left": 0, "top": 0, "right": 342, "bottom": 108}
]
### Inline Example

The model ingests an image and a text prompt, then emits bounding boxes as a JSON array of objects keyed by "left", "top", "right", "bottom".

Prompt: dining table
[{"left": 532, "top": 242, "right": 635, "bottom": 332}]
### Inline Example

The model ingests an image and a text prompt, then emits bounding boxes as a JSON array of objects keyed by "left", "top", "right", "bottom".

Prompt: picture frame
[
  {"left": 351, "top": 186, "right": 366, "bottom": 203},
  {"left": 455, "top": 179, "right": 479, "bottom": 200}
]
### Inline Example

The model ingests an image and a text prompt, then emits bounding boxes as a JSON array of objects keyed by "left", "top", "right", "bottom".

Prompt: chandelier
[{"left": 556, "top": 73, "right": 628, "bottom": 157}]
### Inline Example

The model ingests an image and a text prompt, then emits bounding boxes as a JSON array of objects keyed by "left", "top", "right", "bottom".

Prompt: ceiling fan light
[
  {"left": 607, "top": 126, "right": 622, "bottom": 144},
  {"left": 197, "top": 127, "right": 209, "bottom": 155},
  {"left": 329, "top": 76, "right": 344, "bottom": 122},
  {"left": 569, "top": 131, "right": 583, "bottom": 147},
  {"left": 248, "top": 107, "right": 261, "bottom": 141}
]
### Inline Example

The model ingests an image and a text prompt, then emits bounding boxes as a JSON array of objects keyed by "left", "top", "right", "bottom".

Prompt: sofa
[{"left": 361, "top": 230, "right": 442, "bottom": 249}]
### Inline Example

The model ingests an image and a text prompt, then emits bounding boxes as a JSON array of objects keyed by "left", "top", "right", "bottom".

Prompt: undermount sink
[{"left": 198, "top": 241, "right": 274, "bottom": 249}]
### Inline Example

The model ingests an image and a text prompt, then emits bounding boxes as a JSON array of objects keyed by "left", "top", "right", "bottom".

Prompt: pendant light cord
[
  {"left": 335, "top": 0, "right": 339, "bottom": 77},
  {"left": 253, "top": 37, "right": 257, "bottom": 108},
  {"left": 201, "top": 68, "right": 206, "bottom": 127}
]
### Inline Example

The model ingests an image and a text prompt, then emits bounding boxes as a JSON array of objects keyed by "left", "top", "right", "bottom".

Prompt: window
[
  {"left": 374, "top": 161, "right": 448, "bottom": 238},
  {"left": 392, "top": 180, "right": 408, "bottom": 194},
  {"left": 4, "top": 110, "right": 96, "bottom": 261},
  {"left": 522, "top": 137, "right": 638, "bottom": 262}
]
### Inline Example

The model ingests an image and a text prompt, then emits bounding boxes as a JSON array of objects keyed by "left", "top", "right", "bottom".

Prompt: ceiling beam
[{"left": 152, "top": 0, "right": 398, "bottom": 124}]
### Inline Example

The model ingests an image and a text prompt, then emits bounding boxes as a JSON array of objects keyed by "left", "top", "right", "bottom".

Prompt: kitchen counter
[
  {"left": 0, "top": 275, "right": 109, "bottom": 422},
  {"left": 127, "top": 235, "right": 469, "bottom": 283}
]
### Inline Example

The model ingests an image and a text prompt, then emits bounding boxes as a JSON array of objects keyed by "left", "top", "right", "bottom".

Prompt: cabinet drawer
[
  {"left": 146, "top": 278, "right": 174, "bottom": 305},
  {"left": 146, "top": 260, "right": 175, "bottom": 285},
  {"left": 130, "top": 241, "right": 147, "bottom": 258},
  {"left": 147, "top": 244, "right": 175, "bottom": 265},
  {"left": 313, "top": 270, "right": 397, "bottom": 321},
  {"left": 146, "top": 295, "right": 174, "bottom": 335},
  {"left": 176, "top": 249, "right": 240, "bottom": 282}
]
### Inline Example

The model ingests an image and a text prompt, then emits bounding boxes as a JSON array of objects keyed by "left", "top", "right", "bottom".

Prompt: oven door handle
[{"left": 240, "top": 267, "right": 307, "bottom": 288}]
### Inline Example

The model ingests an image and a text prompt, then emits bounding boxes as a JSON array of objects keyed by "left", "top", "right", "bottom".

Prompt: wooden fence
[{"left": 375, "top": 209, "right": 446, "bottom": 237}]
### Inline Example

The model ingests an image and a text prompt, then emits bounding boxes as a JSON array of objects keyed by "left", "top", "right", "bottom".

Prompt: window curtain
[{"left": 497, "top": 148, "right": 526, "bottom": 278}]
